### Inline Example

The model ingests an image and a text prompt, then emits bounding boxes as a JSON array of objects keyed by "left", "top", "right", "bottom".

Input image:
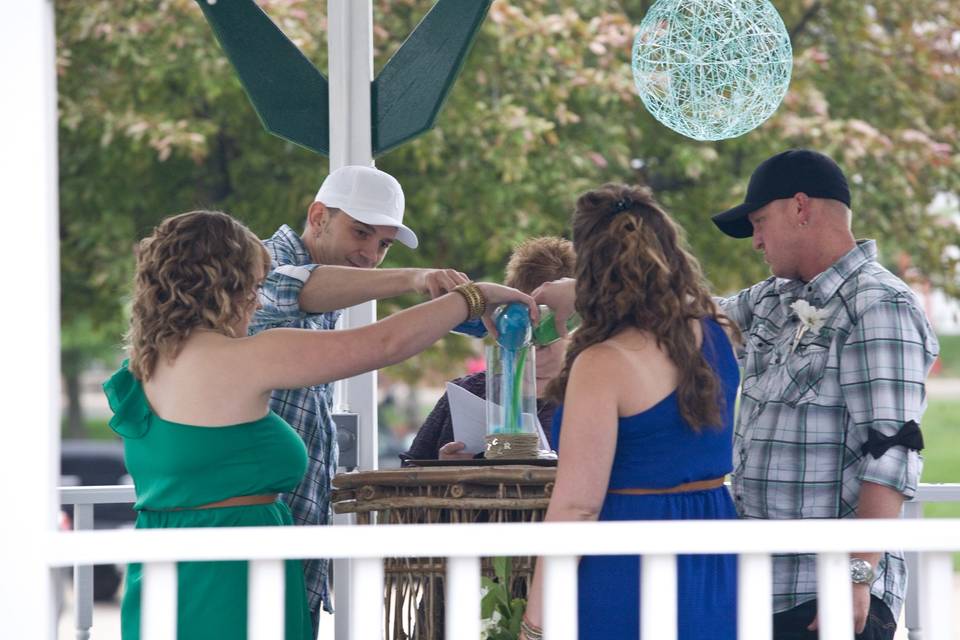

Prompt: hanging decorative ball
[{"left": 631, "top": 0, "right": 793, "bottom": 141}]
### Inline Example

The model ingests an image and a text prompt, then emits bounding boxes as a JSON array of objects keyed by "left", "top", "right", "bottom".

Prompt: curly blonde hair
[
  {"left": 126, "top": 210, "right": 271, "bottom": 380},
  {"left": 546, "top": 184, "right": 739, "bottom": 430}
]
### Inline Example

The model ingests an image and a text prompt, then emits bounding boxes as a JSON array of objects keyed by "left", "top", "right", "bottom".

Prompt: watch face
[{"left": 850, "top": 559, "right": 873, "bottom": 583}]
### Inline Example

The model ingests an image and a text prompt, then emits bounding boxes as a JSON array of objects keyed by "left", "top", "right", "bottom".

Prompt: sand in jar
[{"left": 485, "top": 303, "right": 539, "bottom": 459}]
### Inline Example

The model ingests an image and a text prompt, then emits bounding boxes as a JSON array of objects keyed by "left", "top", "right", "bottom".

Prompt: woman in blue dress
[{"left": 522, "top": 184, "right": 741, "bottom": 640}]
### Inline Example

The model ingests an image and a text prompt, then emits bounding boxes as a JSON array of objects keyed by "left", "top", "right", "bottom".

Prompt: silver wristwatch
[{"left": 850, "top": 558, "right": 874, "bottom": 584}]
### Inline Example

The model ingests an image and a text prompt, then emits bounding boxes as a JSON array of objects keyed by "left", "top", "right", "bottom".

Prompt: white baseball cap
[{"left": 314, "top": 165, "right": 418, "bottom": 249}]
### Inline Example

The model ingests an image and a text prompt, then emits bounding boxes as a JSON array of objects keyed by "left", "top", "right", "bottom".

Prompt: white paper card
[{"left": 446, "top": 382, "right": 550, "bottom": 454}]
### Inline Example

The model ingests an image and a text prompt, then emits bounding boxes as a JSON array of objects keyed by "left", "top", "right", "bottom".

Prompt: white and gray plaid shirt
[
  {"left": 249, "top": 225, "right": 341, "bottom": 615},
  {"left": 718, "top": 240, "right": 938, "bottom": 618}
]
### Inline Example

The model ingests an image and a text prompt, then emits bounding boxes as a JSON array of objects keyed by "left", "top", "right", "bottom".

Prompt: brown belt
[
  {"left": 167, "top": 494, "right": 279, "bottom": 511},
  {"left": 608, "top": 477, "right": 725, "bottom": 496}
]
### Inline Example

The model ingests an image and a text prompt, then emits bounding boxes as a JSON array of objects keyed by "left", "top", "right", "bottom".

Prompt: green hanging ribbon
[{"left": 508, "top": 346, "right": 528, "bottom": 434}]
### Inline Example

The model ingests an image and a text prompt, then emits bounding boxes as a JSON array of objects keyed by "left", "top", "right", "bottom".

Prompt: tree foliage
[{"left": 57, "top": 0, "right": 960, "bottom": 382}]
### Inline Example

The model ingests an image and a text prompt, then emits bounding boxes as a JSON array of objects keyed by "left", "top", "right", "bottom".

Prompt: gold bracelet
[
  {"left": 452, "top": 284, "right": 477, "bottom": 321},
  {"left": 520, "top": 618, "right": 543, "bottom": 640},
  {"left": 467, "top": 283, "right": 485, "bottom": 319},
  {"left": 453, "top": 282, "right": 486, "bottom": 321},
  {"left": 469, "top": 282, "right": 487, "bottom": 318}
]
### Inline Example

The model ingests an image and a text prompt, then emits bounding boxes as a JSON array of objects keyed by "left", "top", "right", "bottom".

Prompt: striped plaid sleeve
[
  {"left": 716, "top": 282, "right": 765, "bottom": 362},
  {"left": 252, "top": 263, "right": 320, "bottom": 330},
  {"left": 839, "top": 296, "right": 937, "bottom": 497},
  {"left": 716, "top": 282, "right": 765, "bottom": 332}
]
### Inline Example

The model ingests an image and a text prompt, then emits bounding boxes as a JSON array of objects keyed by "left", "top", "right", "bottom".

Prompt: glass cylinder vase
[{"left": 485, "top": 342, "right": 539, "bottom": 459}]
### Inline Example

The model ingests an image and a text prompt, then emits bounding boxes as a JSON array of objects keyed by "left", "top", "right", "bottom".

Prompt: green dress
[{"left": 103, "top": 362, "right": 313, "bottom": 640}]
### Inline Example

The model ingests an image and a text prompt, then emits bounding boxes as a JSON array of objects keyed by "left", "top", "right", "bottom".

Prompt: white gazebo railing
[
  {"left": 57, "top": 484, "right": 960, "bottom": 640},
  {"left": 902, "top": 484, "right": 960, "bottom": 640}
]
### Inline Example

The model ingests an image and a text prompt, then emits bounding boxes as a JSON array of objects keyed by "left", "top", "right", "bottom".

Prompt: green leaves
[
  {"left": 480, "top": 557, "right": 526, "bottom": 640},
  {"left": 57, "top": 0, "right": 960, "bottom": 382}
]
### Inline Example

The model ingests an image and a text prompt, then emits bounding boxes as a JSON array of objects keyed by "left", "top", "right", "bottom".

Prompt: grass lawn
[
  {"left": 918, "top": 398, "right": 960, "bottom": 515},
  {"left": 936, "top": 334, "right": 960, "bottom": 377},
  {"left": 912, "top": 398, "right": 960, "bottom": 568}
]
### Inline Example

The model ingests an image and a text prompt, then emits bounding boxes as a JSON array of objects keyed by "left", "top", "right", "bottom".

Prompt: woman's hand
[
  {"left": 438, "top": 441, "right": 475, "bottom": 461},
  {"left": 473, "top": 282, "right": 538, "bottom": 338},
  {"left": 531, "top": 278, "right": 576, "bottom": 338}
]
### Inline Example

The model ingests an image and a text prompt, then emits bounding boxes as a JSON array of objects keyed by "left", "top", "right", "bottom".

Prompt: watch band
[{"left": 849, "top": 557, "right": 874, "bottom": 584}]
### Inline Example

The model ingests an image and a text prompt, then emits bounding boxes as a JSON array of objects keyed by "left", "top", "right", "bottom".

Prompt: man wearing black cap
[{"left": 713, "top": 149, "right": 939, "bottom": 638}]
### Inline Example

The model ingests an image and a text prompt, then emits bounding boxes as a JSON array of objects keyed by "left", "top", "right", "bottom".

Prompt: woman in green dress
[{"left": 105, "top": 210, "right": 534, "bottom": 640}]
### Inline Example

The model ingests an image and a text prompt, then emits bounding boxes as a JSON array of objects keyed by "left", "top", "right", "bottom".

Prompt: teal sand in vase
[{"left": 485, "top": 304, "right": 540, "bottom": 459}]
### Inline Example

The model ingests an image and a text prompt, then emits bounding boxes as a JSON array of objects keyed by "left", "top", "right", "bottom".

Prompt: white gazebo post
[
  {"left": 0, "top": 1, "right": 60, "bottom": 638},
  {"left": 328, "top": 1, "right": 380, "bottom": 637},
  {"left": 329, "top": 0, "right": 378, "bottom": 473}
]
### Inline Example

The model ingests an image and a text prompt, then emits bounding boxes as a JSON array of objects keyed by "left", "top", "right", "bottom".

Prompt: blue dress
[{"left": 551, "top": 318, "right": 740, "bottom": 639}]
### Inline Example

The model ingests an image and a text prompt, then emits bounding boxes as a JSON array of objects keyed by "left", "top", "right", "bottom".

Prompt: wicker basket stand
[{"left": 331, "top": 465, "right": 556, "bottom": 639}]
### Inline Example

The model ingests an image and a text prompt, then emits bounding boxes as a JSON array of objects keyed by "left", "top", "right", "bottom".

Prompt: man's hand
[
  {"left": 438, "top": 441, "right": 475, "bottom": 461},
  {"left": 412, "top": 269, "right": 470, "bottom": 299},
  {"left": 531, "top": 277, "right": 576, "bottom": 337},
  {"left": 806, "top": 583, "right": 871, "bottom": 634}
]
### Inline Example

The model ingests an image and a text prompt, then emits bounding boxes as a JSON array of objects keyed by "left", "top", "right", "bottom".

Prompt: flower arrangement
[
  {"left": 789, "top": 299, "right": 829, "bottom": 353},
  {"left": 480, "top": 557, "right": 526, "bottom": 640}
]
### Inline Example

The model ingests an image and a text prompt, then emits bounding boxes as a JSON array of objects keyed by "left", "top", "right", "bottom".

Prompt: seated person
[{"left": 401, "top": 236, "right": 576, "bottom": 461}]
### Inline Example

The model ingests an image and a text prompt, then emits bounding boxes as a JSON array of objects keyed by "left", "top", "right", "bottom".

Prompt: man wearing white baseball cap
[
  {"left": 314, "top": 164, "right": 418, "bottom": 250},
  {"left": 248, "top": 165, "right": 470, "bottom": 631}
]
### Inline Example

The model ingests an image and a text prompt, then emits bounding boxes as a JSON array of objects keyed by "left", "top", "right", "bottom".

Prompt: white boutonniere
[{"left": 790, "top": 300, "right": 828, "bottom": 354}]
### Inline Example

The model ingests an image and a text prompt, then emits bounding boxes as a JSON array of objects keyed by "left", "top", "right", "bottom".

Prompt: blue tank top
[{"left": 551, "top": 318, "right": 739, "bottom": 489}]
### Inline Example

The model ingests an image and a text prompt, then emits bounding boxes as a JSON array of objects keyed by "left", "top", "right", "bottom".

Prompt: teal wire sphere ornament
[{"left": 632, "top": 0, "right": 793, "bottom": 141}]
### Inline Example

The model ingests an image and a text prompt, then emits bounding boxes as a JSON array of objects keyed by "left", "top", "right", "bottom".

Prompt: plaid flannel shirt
[
  {"left": 718, "top": 240, "right": 938, "bottom": 618},
  {"left": 248, "top": 224, "right": 341, "bottom": 615}
]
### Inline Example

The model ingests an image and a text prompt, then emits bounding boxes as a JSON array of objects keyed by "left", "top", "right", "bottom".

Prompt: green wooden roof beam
[
  {"left": 196, "top": 0, "right": 330, "bottom": 156},
  {"left": 195, "top": 0, "right": 492, "bottom": 158},
  {"left": 372, "top": 0, "right": 494, "bottom": 156}
]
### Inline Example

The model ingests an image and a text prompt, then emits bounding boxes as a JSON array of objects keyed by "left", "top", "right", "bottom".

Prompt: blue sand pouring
[{"left": 494, "top": 303, "right": 532, "bottom": 350}]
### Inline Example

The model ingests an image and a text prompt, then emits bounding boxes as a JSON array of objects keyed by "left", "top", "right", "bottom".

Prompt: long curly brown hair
[
  {"left": 126, "top": 210, "right": 270, "bottom": 381},
  {"left": 546, "top": 184, "right": 739, "bottom": 430}
]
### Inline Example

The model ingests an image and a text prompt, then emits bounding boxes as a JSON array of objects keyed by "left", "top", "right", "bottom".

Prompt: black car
[{"left": 61, "top": 439, "right": 136, "bottom": 601}]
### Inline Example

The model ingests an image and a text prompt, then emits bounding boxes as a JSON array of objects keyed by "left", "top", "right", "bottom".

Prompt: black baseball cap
[{"left": 712, "top": 149, "right": 851, "bottom": 238}]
